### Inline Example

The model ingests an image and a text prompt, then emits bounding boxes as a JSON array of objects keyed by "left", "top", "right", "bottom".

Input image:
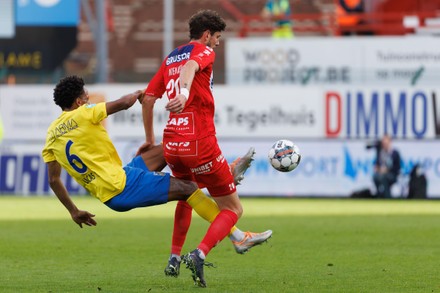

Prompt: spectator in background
[
  {"left": 261, "top": 0, "right": 294, "bottom": 38},
  {"left": 407, "top": 164, "right": 427, "bottom": 199},
  {"left": 336, "top": 0, "right": 363, "bottom": 35},
  {"left": 372, "top": 135, "right": 401, "bottom": 198}
]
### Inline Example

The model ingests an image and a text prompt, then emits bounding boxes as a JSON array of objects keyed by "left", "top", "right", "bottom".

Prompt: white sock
[
  {"left": 229, "top": 229, "right": 245, "bottom": 242},
  {"left": 170, "top": 254, "right": 181, "bottom": 262},
  {"left": 197, "top": 248, "right": 206, "bottom": 260}
]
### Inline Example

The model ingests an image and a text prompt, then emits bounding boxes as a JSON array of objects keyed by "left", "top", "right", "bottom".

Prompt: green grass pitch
[{"left": 1, "top": 196, "right": 440, "bottom": 293}]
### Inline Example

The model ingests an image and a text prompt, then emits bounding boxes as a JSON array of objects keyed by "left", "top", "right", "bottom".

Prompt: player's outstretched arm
[
  {"left": 106, "top": 90, "right": 144, "bottom": 116},
  {"left": 139, "top": 94, "right": 160, "bottom": 151},
  {"left": 47, "top": 161, "right": 97, "bottom": 228}
]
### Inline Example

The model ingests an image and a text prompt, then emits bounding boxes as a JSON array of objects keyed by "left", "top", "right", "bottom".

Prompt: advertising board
[
  {"left": 1, "top": 84, "right": 439, "bottom": 197},
  {"left": 226, "top": 37, "right": 440, "bottom": 86}
]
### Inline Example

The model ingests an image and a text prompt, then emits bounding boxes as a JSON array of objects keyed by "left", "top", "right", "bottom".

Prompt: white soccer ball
[{"left": 268, "top": 139, "right": 301, "bottom": 172}]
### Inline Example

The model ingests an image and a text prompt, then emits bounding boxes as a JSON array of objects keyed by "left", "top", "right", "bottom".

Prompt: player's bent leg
[
  {"left": 187, "top": 189, "right": 219, "bottom": 222},
  {"left": 212, "top": 192, "right": 243, "bottom": 219},
  {"left": 230, "top": 147, "right": 256, "bottom": 185},
  {"left": 211, "top": 192, "right": 273, "bottom": 254},
  {"left": 186, "top": 190, "right": 271, "bottom": 252},
  {"left": 140, "top": 144, "right": 167, "bottom": 172},
  {"left": 232, "top": 230, "right": 273, "bottom": 254},
  {"left": 167, "top": 177, "right": 198, "bottom": 201}
]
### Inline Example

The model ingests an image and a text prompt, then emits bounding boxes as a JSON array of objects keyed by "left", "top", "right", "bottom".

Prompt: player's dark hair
[
  {"left": 53, "top": 75, "right": 85, "bottom": 110},
  {"left": 188, "top": 10, "right": 226, "bottom": 40}
]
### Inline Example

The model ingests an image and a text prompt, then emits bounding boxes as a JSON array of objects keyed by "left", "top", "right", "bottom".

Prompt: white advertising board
[
  {"left": 0, "top": 86, "right": 61, "bottom": 141},
  {"left": 2, "top": 85, "right": 440, "bottom": 140},
  {"left": 0, "top": 84, "right": 156, "bottom": 141},
  {"left": 1, "top": 84, "right": 439, "bottom": 196},
  {"left": 218, "top": 139, "right": 440, "bottom": 198},
  {"left": 102, "top": 86, "right": 440, "bottom": 140},
  {"left": 0, "top": 141, "right": 85, "bottom": 195},
  {"left": 2, "top": 139, "right": 439, "bottom": 197},
  {"left": 108, "top": 86, "right": 323, "bottom": 139},
  {"left": 226, "top": 37, "right": 440, "bottom": 86}
]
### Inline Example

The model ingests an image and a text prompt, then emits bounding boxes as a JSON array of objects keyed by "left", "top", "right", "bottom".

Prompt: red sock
[
  {"left": 198, "top": 209, "right": 238, "bottom": 256},
  {"left": 171, "top": 200, "right": 192, "bottom": 255}
]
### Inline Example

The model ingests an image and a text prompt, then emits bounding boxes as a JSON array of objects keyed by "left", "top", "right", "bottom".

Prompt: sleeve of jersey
[
  {"left": 144, "top": 62, "right": 166, "bottom": 97},
  {"left": 42, "top": 146, "right": 55, "bottom": 163},
  {"left": 86, "top": 102, "right": 107, "bottom": 124},
  {"left": 190, "top": 46, "right": 215, "bottom": 71}
]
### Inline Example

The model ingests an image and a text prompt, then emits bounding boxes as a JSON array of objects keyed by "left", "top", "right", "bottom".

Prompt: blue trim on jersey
[
  {"left": 165, "top": 44, "right": 194, "bottom": 66},
  {"left": 105, "top": 156, "right": 170, "bottom": 212}
]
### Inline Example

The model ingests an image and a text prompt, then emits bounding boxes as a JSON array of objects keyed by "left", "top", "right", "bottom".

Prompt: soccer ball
[{"left": 268, "top": 139, "right": 301, "bottom": 172}]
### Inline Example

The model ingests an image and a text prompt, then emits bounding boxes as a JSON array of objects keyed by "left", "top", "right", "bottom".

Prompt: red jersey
[{"left": 145, "top": 41, "right": 216, "bottom": 142}]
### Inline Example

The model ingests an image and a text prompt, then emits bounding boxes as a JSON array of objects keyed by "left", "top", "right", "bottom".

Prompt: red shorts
[{"left": 163, "top": 136, "right": 236, "bottom": 197}]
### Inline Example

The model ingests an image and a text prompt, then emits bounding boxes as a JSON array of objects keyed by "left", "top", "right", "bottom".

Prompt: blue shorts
[{"left": 104, "top": 156, "right": 170, "bottom": 212}]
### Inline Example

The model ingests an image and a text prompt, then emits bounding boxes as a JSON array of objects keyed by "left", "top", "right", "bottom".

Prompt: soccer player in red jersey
[{"left": 139, "top": 10, "right": 271, "bottom": 287}]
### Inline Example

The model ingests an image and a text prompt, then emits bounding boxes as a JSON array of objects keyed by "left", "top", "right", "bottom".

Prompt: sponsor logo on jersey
[
  {"left": 48, "top": 118, "right": 78, "bottom": 143},
  {"left": 166, "top": 52, "right": 190, "bottom": 65}
]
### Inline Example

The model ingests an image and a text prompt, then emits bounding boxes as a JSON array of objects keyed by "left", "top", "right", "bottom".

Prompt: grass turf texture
[{"left": 1, "top": 196, "right": 440, "bottom": 293}]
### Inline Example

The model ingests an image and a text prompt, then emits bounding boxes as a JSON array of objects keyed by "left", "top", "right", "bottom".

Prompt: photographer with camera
[{"left": 369, "top": 135, "right": 401, "bottom": 198}]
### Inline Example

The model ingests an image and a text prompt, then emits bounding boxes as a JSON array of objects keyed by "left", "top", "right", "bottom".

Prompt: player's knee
[
  {"left": 234, "top": 206, "right": 243, "bottom": 218},
  {"left": 214, "top": 192, "right": 243, "bottom": 218},
  {"left": 221, "top": 205, "right": 243, "bottom": 219},
  {"left": 169, "top": 177, "right": 198, "bottom": 200},
  {"left": 180, "top": 179, "right": 198, "bottom": 194}
]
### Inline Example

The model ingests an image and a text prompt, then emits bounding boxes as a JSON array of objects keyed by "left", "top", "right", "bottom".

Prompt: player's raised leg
[
  {"left": 230, "top": 147, "right": 256, "bottom": 185},
  {"left": 232, "top": 230, "right": 273, "bottom": 254}
]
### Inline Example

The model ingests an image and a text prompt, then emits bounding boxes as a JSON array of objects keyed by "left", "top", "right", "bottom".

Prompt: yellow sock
[
  {"left": 187, "top": 189, "right": 218, "bottom": 222},
  {"left": 187, "top": 189, "right": 238, "bottom": 235}
]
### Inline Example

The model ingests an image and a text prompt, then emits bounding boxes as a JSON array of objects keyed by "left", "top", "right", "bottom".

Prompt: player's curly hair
[
  {"left": 188, "top": 10, "right": 226, "bottom": 40},
  {"left": 53, "top": 75, "right": 85, "bottom": 110}
]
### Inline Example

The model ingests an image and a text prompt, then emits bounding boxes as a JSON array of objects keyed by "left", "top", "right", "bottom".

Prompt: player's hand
[
  {"left": 165, "top": 94, "right": 187, "bottom": 113},
  {"left": 71, "top": 210, "right": 97, "bottom": 228},
  {"left": 136, "top": 141, "right": 154, "bottom": 156},
  {"left": 135, "top": 90, "right": 145, "bottom": 103}
]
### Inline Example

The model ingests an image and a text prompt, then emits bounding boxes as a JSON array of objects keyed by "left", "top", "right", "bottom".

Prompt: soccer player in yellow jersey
[
  {"left": 42, "top": 76, "right": 271, "bottom": 287},
  {"left": 43, "top": 75, "right": 233, "bottom": 221}
]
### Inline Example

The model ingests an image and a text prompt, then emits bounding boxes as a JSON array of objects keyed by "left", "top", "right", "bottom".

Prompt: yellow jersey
[{"left": 42, "top": 103, "right": 126, "bottom": 202}]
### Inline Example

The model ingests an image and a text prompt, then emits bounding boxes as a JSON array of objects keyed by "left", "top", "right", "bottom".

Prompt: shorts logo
[
  {"left": 153, "top": 171, "right": 166, "bottom": 177},
  {"left": 190, "top": 161, "right": 213, "bottom": 175},
  {"left": 165, "top": 141, "right": 191, "bottom": 150},
  {"left": 216, "top": 154, "right": 225, "bottom": 163},
  {"left": 164, "top": 141, "right": 197, "bottom": 156}
]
